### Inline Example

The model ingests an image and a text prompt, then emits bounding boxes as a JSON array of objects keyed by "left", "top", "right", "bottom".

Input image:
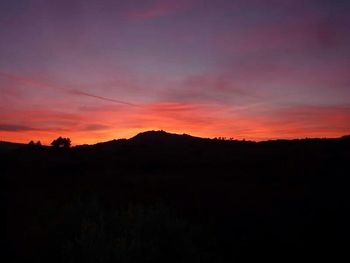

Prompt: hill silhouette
[
  {"left": 89, "top": 130, "right": 207, "bottom": 149},
  {"left": 0, "top": 141, "right": 25, "bottom": 153},
  {"left": 131, "top": 130, "right": 199, "bottom": 141},
  {"left": 2, "top": 130, "right": 350, "bottom": 262}
]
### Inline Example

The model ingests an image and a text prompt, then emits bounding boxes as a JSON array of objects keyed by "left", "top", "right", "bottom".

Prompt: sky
[{"left": 1, "top": 0, "right": 350, "bottom": 144}]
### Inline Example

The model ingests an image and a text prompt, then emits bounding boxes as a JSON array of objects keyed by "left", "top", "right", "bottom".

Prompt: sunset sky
[{"left": 1, "top": 0, "right": 350, "bottom": 144}]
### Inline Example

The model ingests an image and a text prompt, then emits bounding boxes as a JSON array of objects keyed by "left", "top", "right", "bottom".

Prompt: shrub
[{"left": 60, "top": 198, "right": 215, "bottom": 263}]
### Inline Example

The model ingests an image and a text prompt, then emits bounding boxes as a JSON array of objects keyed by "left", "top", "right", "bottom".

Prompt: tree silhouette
[
  {"left": 51, "top": 137, "right": 71, "bottom": 148},
  {"left": 28, "top": 140, "right": 42, "bottom": 147}
]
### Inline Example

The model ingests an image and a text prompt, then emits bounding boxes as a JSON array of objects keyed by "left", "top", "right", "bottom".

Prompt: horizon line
[{"left": 1, "top": 130, "right": 349, "bottom": 147}]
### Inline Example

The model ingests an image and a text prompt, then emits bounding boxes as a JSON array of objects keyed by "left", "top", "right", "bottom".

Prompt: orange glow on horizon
[{"left": 1, "top": 102, "right": 349, "bottom": 145}]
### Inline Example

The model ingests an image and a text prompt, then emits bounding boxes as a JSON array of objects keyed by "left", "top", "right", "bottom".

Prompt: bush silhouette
[
  {"left": 28, "top": 140, "right": 42, "bottom": 147},
  {"left": 51, "top": 137, "right": 71, "bottom": 148},
  {"left": 60, "top": 199, "right": 212, "bottom": 263}
]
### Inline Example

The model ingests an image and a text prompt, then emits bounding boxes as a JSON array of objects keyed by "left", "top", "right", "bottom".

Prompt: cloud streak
[
  {"left": 0, "top": 124, "right": 36, "bottom": 132},
  {"left": 0, "top": 71, "right": 138, "bottom": 107}
]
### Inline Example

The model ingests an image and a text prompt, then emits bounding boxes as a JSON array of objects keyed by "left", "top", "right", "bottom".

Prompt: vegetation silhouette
[
  {"left": 2, "top": 130, "right": 350, "bottom": 262},
  {"left": 51, "top": 137, "right": 71, "bottom": 148},
  {"left": 59, "top": 198, "right": 215, "bottom": 263},
  {"left": 28, "top": 140, "right": 42, "bottom": 147}
]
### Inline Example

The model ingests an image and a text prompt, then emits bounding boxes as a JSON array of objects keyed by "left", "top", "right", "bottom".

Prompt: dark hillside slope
[
  {"left": 2, "top": 131, "right": 350, "bottom": 262},
  {"left": 0, "top": 141, "right": 25, "bottom": 153}
]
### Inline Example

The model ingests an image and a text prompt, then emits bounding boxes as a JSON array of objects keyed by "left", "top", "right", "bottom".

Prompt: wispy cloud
[
  {"left": 83, "top": 124, "right": 112, "bottom": 131},
  {"left": 68, "top": 90, "right": 138, "bottom": 106},
  {"left": 0, "top": 71, "right": 138, "bottom": 107},
  {"left": 1, "top": 100, "right": 350, "bottom": 144},
  {"left": 0, "top": 124, "right": 36, "bottom": 132}
]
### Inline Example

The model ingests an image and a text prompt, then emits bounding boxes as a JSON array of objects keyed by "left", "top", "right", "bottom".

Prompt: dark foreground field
[{"left": 2, "top": 131, "right": 350, "bottom": 262}]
